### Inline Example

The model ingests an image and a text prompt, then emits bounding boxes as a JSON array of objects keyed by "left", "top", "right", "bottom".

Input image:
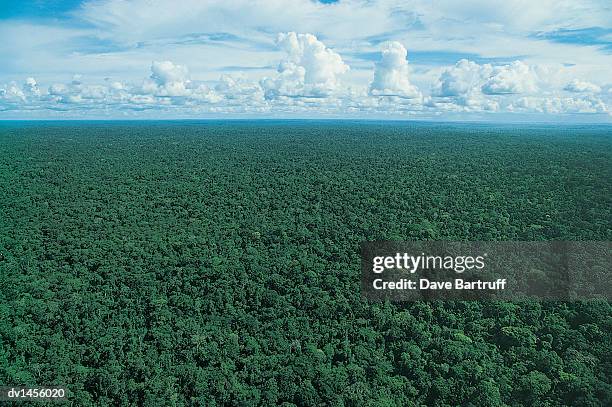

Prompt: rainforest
[{"left": 0, "top": 120, "right": 610, "bottom": 406}]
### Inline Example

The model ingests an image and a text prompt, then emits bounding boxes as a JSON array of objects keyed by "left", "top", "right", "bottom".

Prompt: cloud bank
[
  {"left": 428, "top": 59, "right": 609, "bottom": 115},
  {"left": 1, "top": 31, "right": 610, "bottom": 119}
]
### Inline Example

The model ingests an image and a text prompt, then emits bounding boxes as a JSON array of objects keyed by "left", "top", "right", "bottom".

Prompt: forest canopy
[{"left": 0, "top": 121, "right": 610, "bottom": 406}]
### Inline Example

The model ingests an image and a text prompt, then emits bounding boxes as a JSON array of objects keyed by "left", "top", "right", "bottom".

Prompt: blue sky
[
  {"left": 0, "top": 0, "right": 611, "bottom": 121},
  {"left": 0, "top": 0, "right": 83, "bottom": 20}
]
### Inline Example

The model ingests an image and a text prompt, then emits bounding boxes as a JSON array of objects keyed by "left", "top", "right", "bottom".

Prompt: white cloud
[
  {"left": 432, "top": 59, "right": 491, "bottom": 97},
  {"left": 481, "top": 61, "right": 539, "bottom": 95},
  {"left": 1, "top": 34, "right": 610, "bottom": 120},
  {"left": 150, "top": 61, "right": 189, "bottom": 86},
  {"left": 1, "top": 0, "right": 610, "bottom": 120},
  {"left": 46, "top": 75, "right": 117, "bottom": 104},
  {"left": 427, "top": 58, "right": 610, "bottom": 115},
  {"left": 23, "top": 77, "right": 41, "bottom": 97},
  {"left": 1, "top": 1, "right": 610, "bottom": 87},
  {"left": 369, "top": 41, "right": 421, "bottom": 99},
  {"left": 511, "top": 95, "right": 608, "bottom": 114},
  {"left": 564, "top": 79, "right": 602, "bottom": 93},
  {"left": 260, "top": 32, "right": 349, "bottom": 99},
  {"left": 434, "top": 59, "right": 570, "bottom": 98},
  {"left": 144, "top": 61, "right": 191, "bottom": 97},
  {"left": 215, "top": 75, "right": 264, "bottom": 104},
  {"left": 74, "top": 1, "right": 612, "bottom": 50},
  {"left": 0, "top": 83, "right": 26, "bottom": 102}
]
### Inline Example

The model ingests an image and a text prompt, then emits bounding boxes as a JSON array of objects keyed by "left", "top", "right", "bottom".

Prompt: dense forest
[{"left": 0, "top": 121, "right": 610, "bottom": 406}]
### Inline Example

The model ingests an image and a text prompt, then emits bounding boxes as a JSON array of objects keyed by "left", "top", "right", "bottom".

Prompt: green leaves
[{"left": 0, "top": 122, "right": 610, "bottom": 405}]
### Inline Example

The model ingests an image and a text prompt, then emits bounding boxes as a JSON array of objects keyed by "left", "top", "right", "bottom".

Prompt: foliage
[{"left": 0, "top": 121, "right": 610, "bottom": 406}]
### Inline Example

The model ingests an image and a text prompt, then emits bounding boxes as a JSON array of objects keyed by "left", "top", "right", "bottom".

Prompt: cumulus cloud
[
  {"left": 46, "top": 75, "right": 118, "bottom": 104},
  {"left": 150, "top": 61, "right": 188, "bottom": 85},
  {"left": 511, "top": 95, "right": 608, "bottom": 114},
  {"left": 432, "top": 59, "right": 492, "bottom": 97},
  {"left": 564, "top": 79, "right": 601, "bottom": 93},
  {"left": 2, "top": 0, "right": 611, "bottom": 116},
  {"left": 23, "top": 77, "right": 41, "bottom": 97},
  {"left": 1, "top": 47, "right": 610, "bottom": 119},
  {"left": 132, "top": 61, "right": 222, "bottom": 103},
  {"left": 215, "top": 75, "right": 264, "bottom": 104},
  {"left": 0, "top": 83, "right": 26, "bottom": 102},
  {"left": 428, "top": 58, "right": 610, "bottom": 115},
  {"left": 427, "top": 92, "right": 500, "bottom": 113},
  {"left": 369, "top": 41, "right": 421, "bottom": 99},
  {"left": 260, "top": 32, "right": 349, "bottom": 99},
  {"left": 433, "top": 60, "right": 546, "bottom": 98},
  {"left": 0, "top": 61, "right": 253, "bottom": 113},
  {"left": 481, "top": 61, "right": 539, "bottom": 95},
  {"left": 143, "top": 61, "right": 192, "bottom": 97}
]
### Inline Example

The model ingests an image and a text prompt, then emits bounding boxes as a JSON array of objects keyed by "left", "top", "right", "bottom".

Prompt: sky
[{"left": 0, "top": 0, "right": 611, "bottom": 121}]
